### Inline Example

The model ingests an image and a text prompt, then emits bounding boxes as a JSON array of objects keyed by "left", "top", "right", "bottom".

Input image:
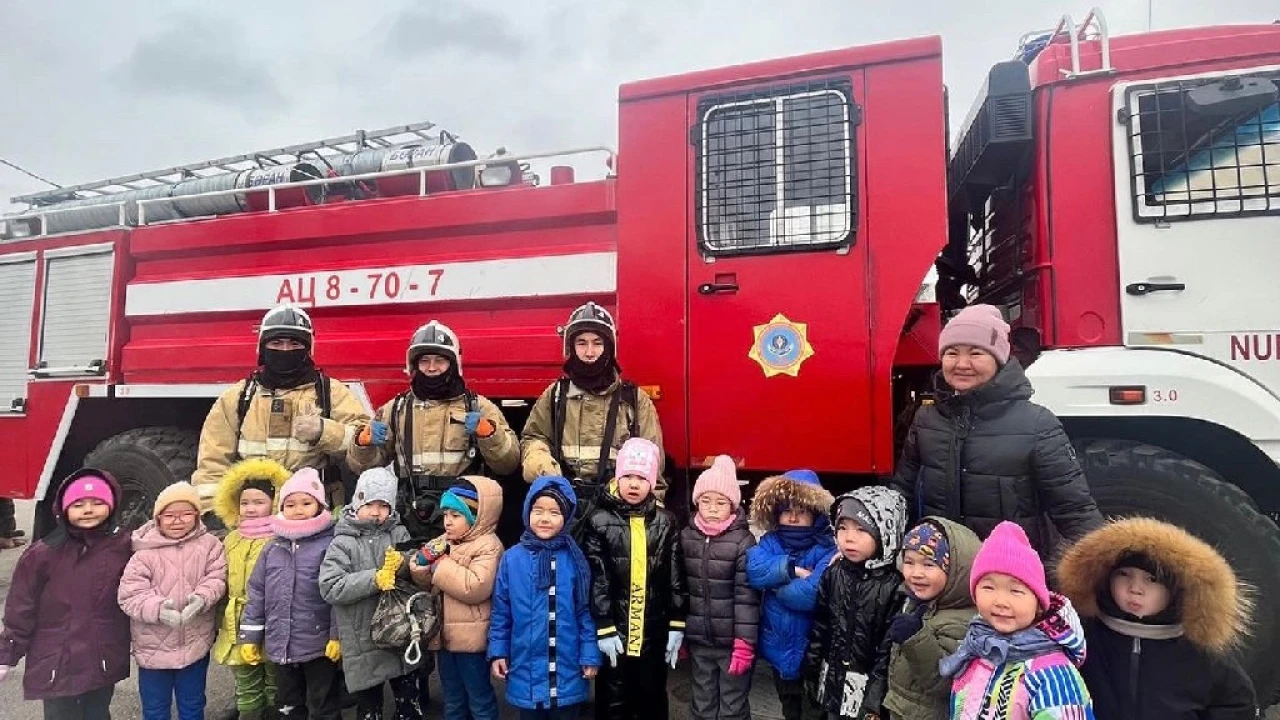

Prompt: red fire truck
[{"left": 1, "top": 7, "right": 1278, "bottom": 701}]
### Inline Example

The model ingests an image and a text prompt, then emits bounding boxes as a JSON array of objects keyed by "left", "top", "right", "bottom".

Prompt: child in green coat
[{"left": 883, "top": 517, "right": 980, "bottom": 720}]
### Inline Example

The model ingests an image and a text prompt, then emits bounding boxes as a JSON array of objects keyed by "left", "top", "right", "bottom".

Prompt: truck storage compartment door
[
  {"left": 686, "top": 75, "right": 873, "bottom": 472},
  {"left": 1113, "top": 69, "right": 1280, "bottom": 397},
  {"left": 36, "top": 245, "right": 115, "bottom": 377}
]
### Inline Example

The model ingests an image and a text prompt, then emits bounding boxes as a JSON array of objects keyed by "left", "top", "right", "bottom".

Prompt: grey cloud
[
  {"left": 383, "top": 3, "right": 528, "bottom": 60},
  {"left": 112, "top": 12, "right": 286, "bottom": 115}
]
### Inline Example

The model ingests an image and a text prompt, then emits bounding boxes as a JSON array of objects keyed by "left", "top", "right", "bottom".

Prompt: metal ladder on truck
[{"left": 1014, "top": 6, "right": 1115, "bottom": 79}]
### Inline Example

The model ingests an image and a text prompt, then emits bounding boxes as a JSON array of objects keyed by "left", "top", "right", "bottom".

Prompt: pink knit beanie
[
  {"left": 692, "top": 455, "right": 741, "bottom": 510},
  {"left": 278, "top": 467, "right": 330, "bottom": 510},
  {"left": 61, "top": 473, "right": 115, "bottom": 512},
  {"left": 615, "top": 437, "right": 661, "bottom": 486},
  {"left": 938, "top": 304, "right": 1011, "bottom": 364},
  {"left": 970, "top": 521, "right": 1051, "bottom": 610}
]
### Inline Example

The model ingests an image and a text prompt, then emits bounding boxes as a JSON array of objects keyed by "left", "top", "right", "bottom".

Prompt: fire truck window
[
  {"left": 698, "top": 86, "right": 854, "bottom": 254},
  {"left": 0, "top": 258, "right": 37, "bottom": 410},
  {"left": 39, "top": 250, "right": 113, "bottom": 373},
  {"left": 1127, "top": 72, "right": 1279, "bottom": 220}
]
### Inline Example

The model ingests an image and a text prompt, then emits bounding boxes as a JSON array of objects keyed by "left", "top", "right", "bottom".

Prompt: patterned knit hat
[
  {"left": 904, "top": 520, "right": 952, "bottom": 574},
  {"left": 970, "top": 521, "right": 1051, "bottom": 610},
  {"left": 351, "top": 466, "right": 398, "bottom": 513},
  {"left": 615, "top": 437, "right": 661, "bottom": 486}
]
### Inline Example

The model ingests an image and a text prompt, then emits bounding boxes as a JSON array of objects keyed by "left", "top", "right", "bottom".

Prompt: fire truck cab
[{"left": 943, "top": 10, "right": 1280, "bottom": 701}]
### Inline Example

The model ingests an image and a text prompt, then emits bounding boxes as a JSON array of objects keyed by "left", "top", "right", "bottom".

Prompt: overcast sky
[{"left": 2, "top": 1, "right": 1276, "bottom": 214}]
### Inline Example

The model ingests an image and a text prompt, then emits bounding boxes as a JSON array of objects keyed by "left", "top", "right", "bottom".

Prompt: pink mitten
[{"left": 727, "top": 638, "right": 755, "bottom": 676}]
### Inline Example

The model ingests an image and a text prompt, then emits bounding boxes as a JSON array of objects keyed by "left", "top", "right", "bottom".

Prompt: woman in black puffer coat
[
  {"left": 889, "top": 304, "right": 1103, "bottom": 558},
  {"left": 680, "top": 456, "right": 760, "bottom": 720}
]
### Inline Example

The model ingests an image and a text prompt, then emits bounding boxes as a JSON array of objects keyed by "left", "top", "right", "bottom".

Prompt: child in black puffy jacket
[
  {"left": 1058, "top": 517, "right": 1257, "bottom": 720},
  {"left": 582, "top": 437, "right": 687, "bottom": 720},
  {"left": 804, "top": 485, "right": 907, "bottom": 720}
]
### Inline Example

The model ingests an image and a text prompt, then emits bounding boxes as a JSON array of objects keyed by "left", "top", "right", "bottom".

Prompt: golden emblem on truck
[{"left": 749, "top": 314, "right": 815, "bottom": 378}]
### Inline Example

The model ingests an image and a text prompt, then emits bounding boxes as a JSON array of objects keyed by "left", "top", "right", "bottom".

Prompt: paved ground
[
  {"left": 1, "top": 500, "right": 1275, "bottom": 719},
  {"left": 0, "top": 501, "right": 786, "bottom": 719}
]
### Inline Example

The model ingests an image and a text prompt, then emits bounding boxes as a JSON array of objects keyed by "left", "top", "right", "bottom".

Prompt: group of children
[{"left": 0, "top": 436, "right": 1261, "bottom": 720}]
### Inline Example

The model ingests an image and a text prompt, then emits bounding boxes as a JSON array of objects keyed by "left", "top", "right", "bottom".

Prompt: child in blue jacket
[
  {"left": 488, "top": 476, "right": 601, "bottom": 720},
  {"left": 746, "top": 469, "right": 837, "bottom": 720}
]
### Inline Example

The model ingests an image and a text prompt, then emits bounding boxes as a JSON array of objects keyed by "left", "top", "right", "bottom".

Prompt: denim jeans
[
  {"left": 137, "top": 653, "right": 210, "bottom": 720},
  {"left": 436, "top": 650, "right": 499, "bottom": 720}
]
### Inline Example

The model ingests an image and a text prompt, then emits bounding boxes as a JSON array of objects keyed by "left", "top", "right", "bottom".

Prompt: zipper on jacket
[
  {"left": 702, "top": 535, "right": 712, "bottom": 643},
  {"left": 1129, "top": 636, "right": 1142, "bottom": 720},
  {"left": 947, "top": 407, "right": 971, "bottom": 521}
]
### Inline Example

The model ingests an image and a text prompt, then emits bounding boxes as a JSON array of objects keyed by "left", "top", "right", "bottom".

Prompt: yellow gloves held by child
[
  {"left": 375, "top": 547, "right": 404, "bottom": 591},
  {"left": 325, "top": 640, "right": 342, "bottom": 662},
  {"left": 240, "top": 644, "right": 262, "bottom": 666}
]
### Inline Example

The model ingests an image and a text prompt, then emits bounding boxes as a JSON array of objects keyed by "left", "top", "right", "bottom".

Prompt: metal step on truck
[{"left": 2, "top": 6, "right": 1278, "bottom": 704}]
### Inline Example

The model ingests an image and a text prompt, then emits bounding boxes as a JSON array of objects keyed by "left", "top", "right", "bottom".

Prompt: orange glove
[{"left": 475, "top": 418, "right": 496, "bottom": 438}]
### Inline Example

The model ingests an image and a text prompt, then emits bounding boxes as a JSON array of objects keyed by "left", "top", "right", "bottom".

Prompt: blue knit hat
[
  {"left": 783, "top": 469, "right": 820, "bottom": 485},
  {"left": 441, "top": 484, "right": 479, "bottom": 525}
]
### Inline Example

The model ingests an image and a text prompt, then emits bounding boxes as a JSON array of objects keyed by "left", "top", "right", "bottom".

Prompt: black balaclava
[
  {"left": 411, "top": 354, "right": 466, "bottom": 401},
  {"left": 563, "top": 331, "right": 619, "bottom": 394},
  {"left": 259, "top": 344, "right": 318, "bottom": 390}
]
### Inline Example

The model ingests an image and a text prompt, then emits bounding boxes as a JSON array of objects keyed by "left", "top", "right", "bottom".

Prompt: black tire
[
  {"left": 84, "top": 426, "right": 199, "bottom": 531},
  {"left": 1075, "top": 438, "right": 1280, "bottom": 704}
]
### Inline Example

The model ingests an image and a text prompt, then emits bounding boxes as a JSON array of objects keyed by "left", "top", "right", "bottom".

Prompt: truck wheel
[
  {"left": 84, "top": 426, "right": 199, "bottom": 531},
  {"left": 1075, "top": 438, "right": 1280, "bottom": 704}
]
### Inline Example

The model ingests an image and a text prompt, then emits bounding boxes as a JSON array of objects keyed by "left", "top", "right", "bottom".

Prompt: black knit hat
[
  {"left": 241, "top": 478, "right": 277, "bottom": 500},
  {"left": 534, "top": 485, "right": 574, "bottom": 522}
]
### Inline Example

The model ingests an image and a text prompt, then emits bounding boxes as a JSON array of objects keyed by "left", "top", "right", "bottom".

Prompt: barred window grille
[
  {"left": 1126, "top": 72, "right": 1279, "bottom": 221},
  {"left": 697, "top": 81, "right": 856, "bottom": 255}
]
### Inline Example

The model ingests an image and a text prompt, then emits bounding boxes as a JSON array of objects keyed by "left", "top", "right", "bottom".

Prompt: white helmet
[
  {"left": 257, "top": 304, "right": 314, "bottom": 361},
  {"left": 407, "top": 320, "right": 462, "bottom": 376},
  {"left": 560, "top": 301, "right": 616, "bottom": 357}
]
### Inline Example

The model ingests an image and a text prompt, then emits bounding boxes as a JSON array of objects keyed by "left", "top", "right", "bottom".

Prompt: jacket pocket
[{"left": 997, "top": 476, "right": 1021, "bottom": 519}]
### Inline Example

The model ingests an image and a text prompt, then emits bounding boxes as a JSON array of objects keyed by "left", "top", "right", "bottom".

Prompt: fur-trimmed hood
[
  {"left": 749, "top": 473, "right": 835, "bottom": 533},
  {"left": 214, "top": 458, "right": 291, "bottom": 528},
  {"left": 1056, "top": 516, "right": 1251, "bottom": 654}
]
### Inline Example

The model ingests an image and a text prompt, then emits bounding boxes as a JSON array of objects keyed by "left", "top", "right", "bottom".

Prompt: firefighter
[
  {"left": 520, "top": 301, "right": 666, "bottom": 540},
  {"left": 192, "top": 304, "right": 370, "bottom": 519},
  {"left": 348, "top": 320, "right": 519, "bottom": 542}
]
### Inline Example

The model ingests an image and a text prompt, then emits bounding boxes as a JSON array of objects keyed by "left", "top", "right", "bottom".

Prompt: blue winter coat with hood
[
  {"left": 746, "top": 470, "right": 837, "bottom": 681},
  {"left": 488, "top": 476, "right": 601, "bottom": 710}
]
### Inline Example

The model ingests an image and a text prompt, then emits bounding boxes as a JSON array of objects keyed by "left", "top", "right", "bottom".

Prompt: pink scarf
[
  {"left": 695, "top": 512, "right": 737, "bottom": 538},
  {"left": 238, "top": 515, "right": 274, "bottom": 539},
  {"left": 271, "top": 510, "right": 333, "bottom": 540}
]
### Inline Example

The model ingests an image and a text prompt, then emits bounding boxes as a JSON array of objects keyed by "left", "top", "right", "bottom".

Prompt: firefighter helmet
[
  {"left": 258, "top": 304, "right": 314, "bottom": 351},
  {"left": 407, "top": 320, "right": 462, "bottom": 376},
  {"left": 561, "top": 301, "right": 616, "bottom": 356}
]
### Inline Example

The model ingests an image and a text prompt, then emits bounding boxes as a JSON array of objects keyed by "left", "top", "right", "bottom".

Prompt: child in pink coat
[{"left": 118, "top": 481, "right": 228, "bottom": 720}]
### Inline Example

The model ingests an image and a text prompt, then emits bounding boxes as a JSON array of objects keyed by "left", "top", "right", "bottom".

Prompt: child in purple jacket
[{"left": 238, "top": 468, "right": 342, "bottom": 720}]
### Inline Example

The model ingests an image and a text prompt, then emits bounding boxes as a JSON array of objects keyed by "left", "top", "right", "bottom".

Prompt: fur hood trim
[
  {"left": 214, "top": 458, "right": 291, "bottom": 528},
  {"left": 1056, "top": 516, "right": 1251, "bottom": 654},
  {"left": 749, "top": 474, "right": 834, "bottom": 533}
]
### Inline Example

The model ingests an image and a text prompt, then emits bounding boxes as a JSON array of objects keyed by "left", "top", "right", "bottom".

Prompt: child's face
[
  {"left": 1110, "top": 566, "right": 1172, "bottom": 619},
  {"left": 356, "top": 500, "right": 392, "bottom": 523},
  {"left": 617, "top": 474, "right": 652, "bottom": 505},
  {"left": 902, "top": 549, "right": 949, "bottom": 602},
  {"left": 157, "top": 501, "right": 199, "bottom": 539},
  {"left": 239, "top": 488, "right": 273, "bottom": 520},
  {"left": 529, "top": 496, "right": 565, "bottom": 540},
  {"left": 974, "top": 572, "right": 1040, "bottom": 634},
  {"left": 66, "top": 498, "right": 110, "bottom": 529},
  {"left": 281, "top": 493, "right": 322, "bottom": 520},
  {"left": 836, "top": 518, "right": 878, "bottom": 563},
  {"left": 442, "top": 509, "right": 471, "bottom": 541},
  {"left": 778, "top": 506, "right": 815, "bottom": 527},
  {"left": 696, "top": 492, "right": 733, "bottom": 523}
]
